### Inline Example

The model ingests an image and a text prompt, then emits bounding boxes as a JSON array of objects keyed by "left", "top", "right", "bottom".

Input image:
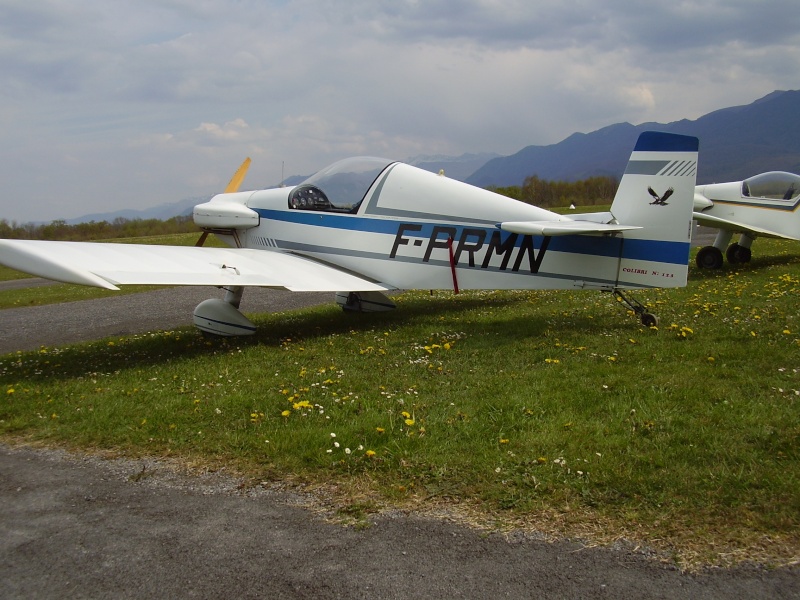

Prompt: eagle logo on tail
[{"left": 648, "top": 187, "right": 674, "bottom": 205}]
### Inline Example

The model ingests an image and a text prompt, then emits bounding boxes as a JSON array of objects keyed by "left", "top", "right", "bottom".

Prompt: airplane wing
[
  {"left": 692, "top": 212, "right": 800, "bottom": 241},
  {"left": 499, "top": 220, "right": 641, "bottom": 237},
  {"left": 0, "top": 240, "right": 390, "bottom": 292}
]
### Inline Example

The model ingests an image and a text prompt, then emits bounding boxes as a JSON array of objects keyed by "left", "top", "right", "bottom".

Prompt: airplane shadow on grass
[{"left": 9, "top": 291, "right": 628, "bottom": 382}]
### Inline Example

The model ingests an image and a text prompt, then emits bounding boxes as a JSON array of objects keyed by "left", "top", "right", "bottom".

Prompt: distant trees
[
  {"left": 0, "top": 215, "right": 197, "bottom": 241},
  {"left": 0, "top": 174, "right": 621, "bottom": 242},
  {"left": 490, "top": 175, "right": 619, "bottom": 208}
]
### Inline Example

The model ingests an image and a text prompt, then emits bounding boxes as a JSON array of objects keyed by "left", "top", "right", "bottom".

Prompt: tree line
[
  {"left": 0, "top": 215, "right": 198, "bottom": 241},
  {"left": 491, "top": 175, "right": 619, "bottom": 208},
  {"left": 0, "top": 175, "right": 619, "bottom": 241}
]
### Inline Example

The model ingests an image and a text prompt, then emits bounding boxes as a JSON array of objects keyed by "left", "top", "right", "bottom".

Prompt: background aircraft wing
[
  {"left": 0, "top": 240, "right": 390, "bottom": 292},
  {"left": 692, "top": 212, "right": 800, "bottom": 241},
  {"left": 499, "top": 220, "right": 641, "bottom": 236}
]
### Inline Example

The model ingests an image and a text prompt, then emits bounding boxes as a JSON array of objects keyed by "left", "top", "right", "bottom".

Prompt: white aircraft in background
[
  {"left": 0, "top": 132, "right": 698, "bottom": 335},
  {"left": 694, "top": 171, "right": 800, "bottom": 268}
]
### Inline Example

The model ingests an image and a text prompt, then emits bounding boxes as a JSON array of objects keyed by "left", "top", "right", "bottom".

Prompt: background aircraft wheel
[
  {"left": 726, "top": 243, "right": 742, "bottom": 264},
  {"left": 740, "top": 247, "right": 752, "bottom": 263},
  {"left": 696, "top": 246, "right": 723, "bottom": 269},
  {"left": 641, "top": 312, "right": 658, "bottom": 328},
  {"left": 725, "top": 243, "right": 753, "bottom": 264},
  {"left": 736, "top": 244, "right": 751, "bottom": 263}
]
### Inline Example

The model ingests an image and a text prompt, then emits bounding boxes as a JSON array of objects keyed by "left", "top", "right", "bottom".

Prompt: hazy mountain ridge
[
  {"left": 467, "top": 90, "right": 800, "bottom": 188},
  {"left": 65, "top": 90, "right": 798, "bottom": 224}
]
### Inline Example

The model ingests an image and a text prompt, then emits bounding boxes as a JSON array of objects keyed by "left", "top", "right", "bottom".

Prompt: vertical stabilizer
[{"left": 611, "top": 131, "right": 699, "bottom": 289}]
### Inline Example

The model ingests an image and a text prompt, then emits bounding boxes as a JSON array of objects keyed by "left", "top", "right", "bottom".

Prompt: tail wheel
[{"left": 641, "top": 312, "right": 658, "bottom": 328}]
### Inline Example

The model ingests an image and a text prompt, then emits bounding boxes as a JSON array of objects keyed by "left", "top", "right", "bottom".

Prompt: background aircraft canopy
[{"left": 742, "top": 171, "right": 800, "bottom": 200}]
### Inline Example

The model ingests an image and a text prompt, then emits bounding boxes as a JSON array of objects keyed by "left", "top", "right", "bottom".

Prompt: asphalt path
[
  {"left": 4, "top": 226, "right": 799, "bottom": 598},
  {"left": 0, "top": 285, "right": 331, "bottom": 355},
  {"left": 2, "top": 444, "right": 798, "bottom": 600}
]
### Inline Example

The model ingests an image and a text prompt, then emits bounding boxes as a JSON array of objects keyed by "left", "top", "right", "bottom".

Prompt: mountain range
[
  {"left": 467, "top": 89, "right": 800, "bottom": 188},
  {"left": 66, "top": 90, "right": 799, "bottom": 224}
]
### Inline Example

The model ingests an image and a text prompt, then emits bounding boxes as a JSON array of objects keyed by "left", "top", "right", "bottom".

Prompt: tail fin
[{"left": 611, "top": 131, "right": 699, "bottom": 289}]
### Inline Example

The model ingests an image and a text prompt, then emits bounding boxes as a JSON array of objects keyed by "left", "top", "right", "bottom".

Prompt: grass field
[{"left": 1, "top": 235, "right": 799, "bottom": 568}]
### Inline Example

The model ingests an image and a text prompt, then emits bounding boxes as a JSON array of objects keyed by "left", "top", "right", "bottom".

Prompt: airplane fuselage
[
  {"left": 219, "top": 159, "right": 691, "bottom": 293},
  {"left": 694, "top": 172, "right": 800, "bottom": 241}
]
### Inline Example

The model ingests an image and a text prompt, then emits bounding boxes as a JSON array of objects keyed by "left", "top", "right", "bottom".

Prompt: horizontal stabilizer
[{"left": 499, "top": 220, "right": 641, "bottom": 237}]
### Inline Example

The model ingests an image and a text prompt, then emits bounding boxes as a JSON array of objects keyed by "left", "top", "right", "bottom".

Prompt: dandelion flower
[
  {"left": 376, "top": 427, "right": 385, "bottom": 434},
  {"left": 366, "top": 450, "right": 376, "bottom": 458},
  {"left": 281, "top": 410, "right": 291, "bottom": 417},
  {"left": 405, "top": 418, "right": 415, "bottom": 426}
]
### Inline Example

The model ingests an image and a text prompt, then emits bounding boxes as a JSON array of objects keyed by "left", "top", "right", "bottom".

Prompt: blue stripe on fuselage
[{"left": 255, "top": 209, "right": 688, "bottom": 265}]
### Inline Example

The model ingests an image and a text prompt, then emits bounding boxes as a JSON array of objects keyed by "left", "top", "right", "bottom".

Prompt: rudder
[{"left": 611, "top": 131, "right": 699, "bottom": 289}]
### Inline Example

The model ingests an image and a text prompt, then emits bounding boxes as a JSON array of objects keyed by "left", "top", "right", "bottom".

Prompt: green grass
[{"left": 1, "top": 237, "right": 799, "bottom": 568}]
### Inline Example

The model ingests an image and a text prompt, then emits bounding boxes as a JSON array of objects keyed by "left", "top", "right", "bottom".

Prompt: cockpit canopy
[
  {"left": 289, "top": 157, "right": 394, "bottom": 213},
  {"left": 742, "top": 171, "right": 800, "bottom": 200}
]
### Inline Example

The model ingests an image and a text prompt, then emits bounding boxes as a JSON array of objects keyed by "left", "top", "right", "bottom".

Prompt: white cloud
[{"left": 0, "top": 0, "right": 798, "bottom": 222}]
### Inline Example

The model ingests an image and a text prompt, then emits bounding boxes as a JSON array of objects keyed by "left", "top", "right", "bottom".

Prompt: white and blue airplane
[
  {"left": 693, "top": 171, "right": 800, "bottom": 268},
  {"left": 0, "top": 131, "right": 698, "bottom": 335}
]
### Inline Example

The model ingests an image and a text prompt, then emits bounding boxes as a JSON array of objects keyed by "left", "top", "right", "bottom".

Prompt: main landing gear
[
  {"left": 696, "top": 230, "right": 754, "bottom": 269},
  {"left": 613, "top": 290, "right": 659, "bottom": 328}
]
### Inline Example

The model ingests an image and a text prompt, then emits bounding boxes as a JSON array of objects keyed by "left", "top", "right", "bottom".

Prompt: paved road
[
  {"left": 0, "top": 285, "right": 331, "bottom": 354},
  {"left": 2, "top": 444, "right": 798, "bottom": 600}
]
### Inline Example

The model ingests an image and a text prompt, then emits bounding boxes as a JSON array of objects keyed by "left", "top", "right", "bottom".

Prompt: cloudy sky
[{"left": 1, "top": 0, "right": 798, "bottom": 223}]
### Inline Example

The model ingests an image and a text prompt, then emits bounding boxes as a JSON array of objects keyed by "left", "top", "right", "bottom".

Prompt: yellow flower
[
  {"left": 376, "top": 427, "right": 385, "bottom": 433},
  {"left": 499, "top": 439, "right": 509, "bottom": 444},
  {"left": 366, "top": 450, "right": 376, "bottom": 457},
  {"left": 6, "top": 388, "right": 13, "bottom": 395},
  {"left": 401, "top": 411, "right": 411, "bottom": 419},
  {"left": 405, "top": 418, "right": 415, "bottom": 426},
  {"left": 281, "top": 410, "right": 291, "bottom": 417}
]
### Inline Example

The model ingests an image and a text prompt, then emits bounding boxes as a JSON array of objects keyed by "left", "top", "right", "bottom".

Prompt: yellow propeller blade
[{"left": 224, "top": 157, "right": 252, "bottom": 193}]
